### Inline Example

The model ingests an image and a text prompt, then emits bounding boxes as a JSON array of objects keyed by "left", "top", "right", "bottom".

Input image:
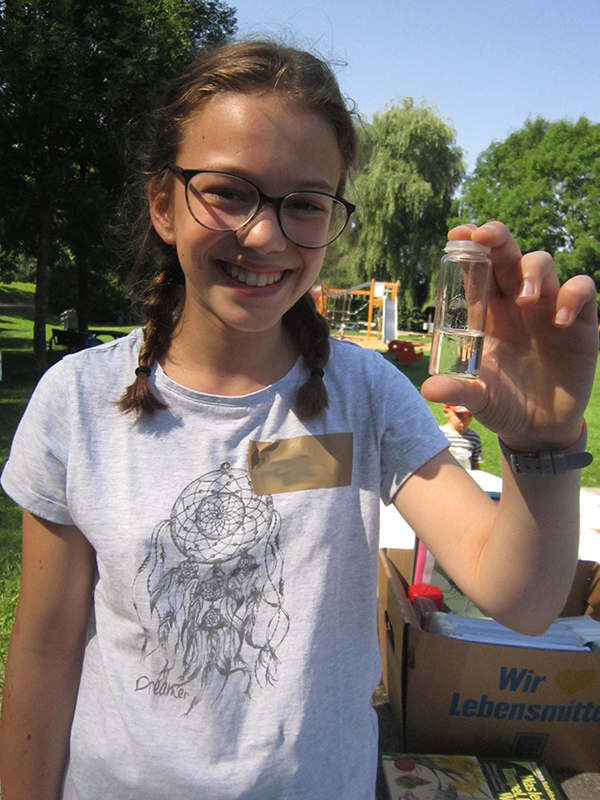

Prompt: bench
[{"left": 48, "top": 328, "right": 126, "bottom": 353}]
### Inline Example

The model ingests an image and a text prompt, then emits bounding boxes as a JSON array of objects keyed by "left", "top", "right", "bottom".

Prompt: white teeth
[{"left": 221, "top": 262, "right": 283, "bottom": 287}]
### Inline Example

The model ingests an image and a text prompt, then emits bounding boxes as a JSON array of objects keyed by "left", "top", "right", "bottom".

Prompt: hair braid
[
  {"left": 117, "top": 257, "right": 184, "bottom": 415},
  {"left": 283, "top": 293, "right": 330, "bottom": 420}
]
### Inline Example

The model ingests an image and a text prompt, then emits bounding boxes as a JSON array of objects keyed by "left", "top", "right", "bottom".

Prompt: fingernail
[
  {"left": 520, "top": 279, "right": 534, "bottom": 298},
  {"left": 554, "top": 307, "right": 570, "bottom": 325}
]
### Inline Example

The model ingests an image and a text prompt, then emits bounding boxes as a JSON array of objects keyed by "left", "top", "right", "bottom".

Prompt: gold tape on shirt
[{"left": 248, "top": 433, "right": 353, "bottom": 495}]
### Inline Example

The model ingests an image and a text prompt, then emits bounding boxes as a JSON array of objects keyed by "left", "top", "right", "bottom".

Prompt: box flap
[
  {"left": 381, "top": 550, "right": 419, "bottom": 629},
  {"left": 561, "top": 560, "right": 600, "bottom": 620},
  {"left": 385, "top": 547, "right": 415, "bottom": 585},
  {"left": 583, "top": 561, "right": 600, "bottom": 619}
]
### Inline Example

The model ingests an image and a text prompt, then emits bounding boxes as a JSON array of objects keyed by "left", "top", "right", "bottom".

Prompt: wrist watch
[{"left": 498, "top": 423, "right": 593, "bottom": 476}]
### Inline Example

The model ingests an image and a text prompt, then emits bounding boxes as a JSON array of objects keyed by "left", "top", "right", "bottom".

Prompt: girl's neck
[{"left": 160, "top": 310, "right": 298, "bottom": 396}]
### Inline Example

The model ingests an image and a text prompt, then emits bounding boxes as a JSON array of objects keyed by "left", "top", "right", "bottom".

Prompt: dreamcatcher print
[{"left": 132, "top": 462, "right": 289, "bottom": 712}]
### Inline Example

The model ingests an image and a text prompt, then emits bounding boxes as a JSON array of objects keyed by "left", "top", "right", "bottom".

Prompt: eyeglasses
[{"left": 165, "top": 163, "right": 355, "bottom": 249}]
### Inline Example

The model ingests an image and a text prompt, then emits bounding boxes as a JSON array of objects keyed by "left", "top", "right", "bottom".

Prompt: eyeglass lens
[{"left": 185, "top": 172, "right": 348, "bottom": 247}]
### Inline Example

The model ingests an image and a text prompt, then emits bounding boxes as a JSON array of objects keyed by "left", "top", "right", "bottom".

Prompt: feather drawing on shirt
[{"left": 132, "top": 462, "right": 289, "bottom": 712}]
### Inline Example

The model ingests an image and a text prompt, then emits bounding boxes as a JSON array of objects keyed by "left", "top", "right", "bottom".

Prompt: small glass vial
[{"left": 428, "top": 240, "right": 492, "bottom": 378}]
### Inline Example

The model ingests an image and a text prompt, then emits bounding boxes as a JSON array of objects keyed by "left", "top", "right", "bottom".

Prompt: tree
[
  {"left": 322, "top": 99, "right": 465, "bottom": 325},
  {"left": 455, "top": 117, "right": 600, "bottom": 286},
  {"left": 0, "top": 0, "right": 236, "bottom": 372}
]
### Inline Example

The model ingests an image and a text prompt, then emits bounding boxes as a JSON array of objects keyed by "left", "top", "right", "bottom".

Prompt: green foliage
[
  {"left": 47, "top": 254, "right": 133, "bottom": 322},
  {"left": 0, "top": 250, "right": 36, "bottom": 283},
  {"left": 456, "top": 117, "right": 600, "bottom": 286},
  {"left": 322, "top": 100, "right": 465, "bottom": 320},
  {"left": 396, "top": 301, "right": 424, "bottom": 332},
  {"left": 0, "top": 0, "right": 236, "bottom": 334}
]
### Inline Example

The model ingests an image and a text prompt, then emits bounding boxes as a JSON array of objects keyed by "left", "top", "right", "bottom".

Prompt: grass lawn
[
  {"left": 1, "top": 283, "right": 600, "bottom": 693},
  {"left": 378, "top": 350, "right": 503, "bottom": 477},
  {"left": 1, "top": 284, "right": 39, "bottom": 689},
  {"left": 0, "top": 282, "right": 132, "bottom": 690},
  {"left": 379, "top": 346, "right": 600, "bottom": 488}
]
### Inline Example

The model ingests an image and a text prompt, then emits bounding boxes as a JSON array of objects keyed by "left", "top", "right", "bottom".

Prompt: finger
[
  {"left": 469, "top": 221, "right": 522, "bottom": 270},
  {"left": 448, "top": 223, "right": 477, "bottom": 240},
  {"left": 514, "top": 250, "right": 560, "bottom": 307},
  {"left": 553, "top": 275, "right": 598, "bottom": 328},
  {"left": 448, "top": 221, "right": 520, "bottom": 266},
  {"left": 421, "top": 374, "right": 488, "bottom": 414},
  {"left": 452, "top": 222, "right": 525, "bottom": 299}
]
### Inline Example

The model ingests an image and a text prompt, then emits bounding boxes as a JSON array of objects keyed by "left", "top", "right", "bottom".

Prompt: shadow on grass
[{"left": 1, "top": 350, "right": 40, "bottom": 389}]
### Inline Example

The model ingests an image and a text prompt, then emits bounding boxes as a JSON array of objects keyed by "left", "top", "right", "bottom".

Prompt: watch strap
[{"left": 498, "top": 423, "right": 593, "bottom": 476}]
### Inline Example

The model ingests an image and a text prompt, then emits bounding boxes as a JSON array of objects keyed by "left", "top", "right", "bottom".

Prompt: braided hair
[{"left": 118, "top": 39, "right": 357, "bottom": 419}]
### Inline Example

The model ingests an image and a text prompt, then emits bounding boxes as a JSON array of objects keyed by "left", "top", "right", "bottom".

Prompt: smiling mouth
[{"left": 220, "top": 262, "right": 285, "bottom": 287}]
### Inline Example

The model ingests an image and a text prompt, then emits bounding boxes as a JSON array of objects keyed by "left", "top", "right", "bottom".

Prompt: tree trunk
[
  {"left": 77, "top": 254, "right": 89, "bottom": 334},
  {"left": 75, "top": 162, "right": 90, "bottom": 333},
  {"left": 33, "top": 205, "right": 50, "bottom": 376}
]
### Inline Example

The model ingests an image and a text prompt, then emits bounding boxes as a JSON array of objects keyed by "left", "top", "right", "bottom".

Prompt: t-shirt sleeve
[
  {"left": 1, "top": 361, "right": 74, "bottom": 525},
  {"left": 374, "top": 356, "right": 449, "bottom": 504}
]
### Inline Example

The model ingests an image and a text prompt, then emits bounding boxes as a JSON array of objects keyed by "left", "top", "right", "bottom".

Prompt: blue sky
[{"left": 230, "top": 0, "right": 600, "bottom": 173}]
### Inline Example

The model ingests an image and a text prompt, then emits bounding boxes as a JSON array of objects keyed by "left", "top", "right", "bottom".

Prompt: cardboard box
[{"left": 378, "top": 548, "right": 600, "bottom": 772}]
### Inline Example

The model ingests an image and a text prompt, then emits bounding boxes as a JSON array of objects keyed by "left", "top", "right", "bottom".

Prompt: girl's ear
[{"left": 148, "top": 183, "right": 176, "bottom": 245}]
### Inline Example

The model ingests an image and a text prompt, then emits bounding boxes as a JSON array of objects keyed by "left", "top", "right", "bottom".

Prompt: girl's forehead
[{"left": 177, "top": 92, "right": 343, "bottom": 190}]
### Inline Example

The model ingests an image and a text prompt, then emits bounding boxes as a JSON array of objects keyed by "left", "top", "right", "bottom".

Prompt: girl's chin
[{"left": 220, "top": 314, "right": 289, "bottom": 336}]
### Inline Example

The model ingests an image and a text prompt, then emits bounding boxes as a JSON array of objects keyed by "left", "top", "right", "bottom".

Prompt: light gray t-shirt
[{"left": 1, "top": 331, "right": 447, "bottom": 800}]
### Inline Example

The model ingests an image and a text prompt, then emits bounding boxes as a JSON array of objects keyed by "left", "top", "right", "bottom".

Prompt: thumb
[{"left": 421, "top": 374, "right": 487, "bottom": 414}]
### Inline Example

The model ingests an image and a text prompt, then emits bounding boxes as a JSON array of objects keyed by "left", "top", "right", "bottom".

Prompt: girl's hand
[{"left": 421, "top": 221, "right": 598, "bottom": 451}]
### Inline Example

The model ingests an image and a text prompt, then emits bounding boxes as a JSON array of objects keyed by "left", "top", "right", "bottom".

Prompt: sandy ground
[{"left": 335, "top": 331, "right": 432, "bottom": 353}]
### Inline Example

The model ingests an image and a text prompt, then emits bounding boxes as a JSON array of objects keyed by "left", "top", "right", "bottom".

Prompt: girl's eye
[
  {"left": 207, "top": 188, "right": 246, "bottom": 203},
  {"left": 190, "top": 176, "right": 256, "bottom": 207},
  {"left": 285, "top": 194, "right": 330, "bottom": 215},
  {"left": 204, "top": 187, "right": 254, "bottom": 205}
]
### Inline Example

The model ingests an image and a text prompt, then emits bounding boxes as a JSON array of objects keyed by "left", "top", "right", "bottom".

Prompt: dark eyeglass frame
[{"left": 164, "top": 162, "right": 355, "bottom": 250}]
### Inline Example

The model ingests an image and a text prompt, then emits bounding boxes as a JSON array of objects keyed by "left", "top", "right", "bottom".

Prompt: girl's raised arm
[
  {"left": 396, "top": 221, "right": 598, "bottom": 635},
  {"left": 0, "top": 512, "right": 96, "bottom": 800},
  {"left": 394, "top": 448, "right": 581, "bottom": 634}
]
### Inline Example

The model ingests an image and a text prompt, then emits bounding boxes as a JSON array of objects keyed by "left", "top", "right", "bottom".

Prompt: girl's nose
[{"left": 235, "top": 205, "right": 287, "bottom": 253}]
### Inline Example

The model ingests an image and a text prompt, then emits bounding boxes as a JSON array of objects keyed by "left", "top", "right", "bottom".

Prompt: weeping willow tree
[{"left": 323, "top": 99, "right": 465, "bottom": 326}]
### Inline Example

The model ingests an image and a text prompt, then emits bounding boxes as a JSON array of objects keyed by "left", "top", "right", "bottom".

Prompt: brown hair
[{"left": 118, "top": 39, "right": 358, "bottom": 419}]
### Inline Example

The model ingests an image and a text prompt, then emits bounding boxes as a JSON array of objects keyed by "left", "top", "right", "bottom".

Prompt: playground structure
[
  {"left": 386, "top": 339, "right": 423, "bottom": 365},
  {"left": 312, "top": 280, "right": 400, "bottom": 342}
]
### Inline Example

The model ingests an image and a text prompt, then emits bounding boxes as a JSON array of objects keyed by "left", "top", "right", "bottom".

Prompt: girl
[{"left": 0, "top": 39, "right": 597, "bottom": 800}]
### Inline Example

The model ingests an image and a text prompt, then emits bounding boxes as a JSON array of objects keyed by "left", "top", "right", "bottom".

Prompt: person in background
[{"left": 440, "top": 403, "right": 483, "bottom": 470}]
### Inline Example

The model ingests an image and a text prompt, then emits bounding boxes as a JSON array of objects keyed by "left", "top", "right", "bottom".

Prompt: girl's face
[{"left": 149, "top": 92, "right": 342, "bottom": 339}]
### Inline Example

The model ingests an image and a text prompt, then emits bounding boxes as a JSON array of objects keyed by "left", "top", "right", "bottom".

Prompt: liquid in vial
[{"left": 429, "top": 327, "right": 484, "bottom": 377}]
